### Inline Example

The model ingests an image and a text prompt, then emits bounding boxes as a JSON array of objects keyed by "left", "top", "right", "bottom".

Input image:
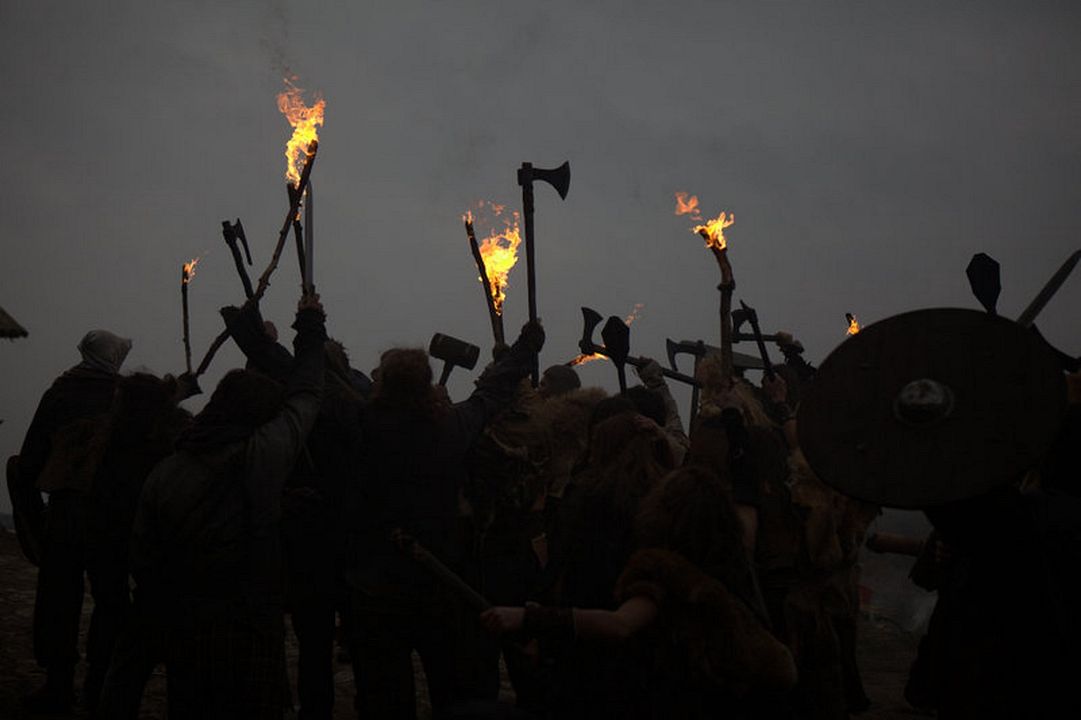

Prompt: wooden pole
[
  {"left": 181, "top": 265, "right": 192, "bottom": 374},
  {"left": 707, "top": 238, "right": 735, "bottom": 380},
  {"left": 465, "top": 218, "right": 505, "bottom": 346}
]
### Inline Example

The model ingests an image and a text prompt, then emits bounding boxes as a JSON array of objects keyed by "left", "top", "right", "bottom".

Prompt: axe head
[
  {"left": 579, "top": 306, "right": 604, "bottom": 354},
  {"left": 731, "top": 307, "right": 751, "bottom": 337},
  {"left": 600, "top": 316, "right": 630, "bottom": 364},
  {"left": 428, "top": 333, "right": 480, "bottom": 371},
  {"left": 966, "top": 252, "right": 1000, "bottom": 315},
  {"left": 666, "top": 338, "right": 707, "bottom": 371},
  {"left": 233, "top": 219, "right": 252, "bottom": 264},
  {"left": 518, "top": 161, "right": 571, "bottom": 200}
]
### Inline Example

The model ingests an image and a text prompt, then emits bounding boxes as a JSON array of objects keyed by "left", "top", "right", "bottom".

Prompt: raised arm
[{"left": 244, "top": 294, "right": 327, "bottom": 526}]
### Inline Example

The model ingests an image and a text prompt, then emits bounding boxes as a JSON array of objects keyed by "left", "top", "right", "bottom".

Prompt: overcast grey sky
[{"left": 2, "top": 1, "right": 1080, "bottom": 513}]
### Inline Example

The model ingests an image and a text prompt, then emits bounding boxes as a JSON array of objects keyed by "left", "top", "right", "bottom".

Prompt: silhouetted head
[
  {"left": 635, "top": 465, "right": 746, "bottom": 577},
  {"left": 624, "top": 385, "right": 666, "bottom": 427},
  {"left": 197, "top": 369, "right": 284, "bottom": 433},
  {"left": 77, "top": 330, "right": 132, "bottom": 374},
  {"left": 371, "top": 347, "right": 447, "bottom": 418},
  {"left": 539, "top": 365, "right": 581, "bottom": 398}
]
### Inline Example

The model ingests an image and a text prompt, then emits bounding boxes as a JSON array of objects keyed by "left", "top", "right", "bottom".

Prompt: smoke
[{"left": 258, "top": 0, "right": 291, "bottom": 78}]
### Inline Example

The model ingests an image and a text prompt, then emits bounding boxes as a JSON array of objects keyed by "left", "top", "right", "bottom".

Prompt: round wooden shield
[{"left": 798, "top": 308, "right": 1065, "bottom": 508}]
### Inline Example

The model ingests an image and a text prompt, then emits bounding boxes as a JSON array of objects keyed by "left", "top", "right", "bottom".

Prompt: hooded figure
[{"left": 16, "top": 329, "right": 131, "bottom": 713}]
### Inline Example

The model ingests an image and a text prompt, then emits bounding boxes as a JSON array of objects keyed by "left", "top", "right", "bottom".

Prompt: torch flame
[
  {"left": 674, "top": 192, "right": 702, "bottom": 221},
  {"left": 693, "top": 211, "right": 735, "bottom": 251},
  {"left": 846, "top": 313, "right": 861, "bottom": 335},
  {"left": 569, "top": 353, "right": 606, "bottom": 366},
  {"left": 676, "top": 192, "right": 734, "bottom": 251},
  {"left": 466, "top": 201, "right": 522, "bottom": 315},
  {"left": 277, "top": 76, "right": 325, "bottom": 187},
  {"left": 182, "top": 257, "right": 199, "bottom": 284}
]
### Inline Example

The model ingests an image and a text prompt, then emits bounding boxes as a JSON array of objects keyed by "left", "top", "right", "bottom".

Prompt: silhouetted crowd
[{"left": 9, "top": 290, "right": 1080, "bottom": 719}]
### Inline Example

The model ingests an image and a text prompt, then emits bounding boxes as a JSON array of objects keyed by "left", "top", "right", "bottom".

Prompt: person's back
[{"left": 129, "top": 294, "right": 326, "bottom": 720}]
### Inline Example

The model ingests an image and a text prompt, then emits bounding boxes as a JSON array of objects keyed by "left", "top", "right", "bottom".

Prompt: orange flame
[
  {"left": 845, "top": 313, "right": 860, "bottom": 335},
  {"left": 676, "top": 192, "right": 734, "bottom": 251},
  {"left": 569, "top": 353, "right": 606, "bottom": 366},
  {"left": 466, "top": 201, "right": 521, "bottom": 315},
  {"left": 674, "top": 192, "right": 702, "bottom": 221},
  {"left": 276, "top": 76, "right": 325, "bottom": 187},
  {"left": 693, "top": 211, "right": 735, "bottom": 251},
  {"left": 182, "top": 257, "right": 199, "bottom": 284},
  {"left": 625, "top": 303, "right": 645, "bottom": 326}
]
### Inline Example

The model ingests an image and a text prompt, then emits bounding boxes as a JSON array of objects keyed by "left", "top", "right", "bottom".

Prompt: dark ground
[{"left": 0, "top": 528, "right": 927, "bottom": 719}]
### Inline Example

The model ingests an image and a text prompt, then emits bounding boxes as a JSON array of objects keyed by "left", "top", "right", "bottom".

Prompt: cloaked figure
[{"left": 14, "top": 330, "right": 131, "bottom": 713}]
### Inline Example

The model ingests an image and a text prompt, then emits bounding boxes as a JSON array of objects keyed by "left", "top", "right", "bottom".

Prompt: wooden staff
[
  {"left": 288, "top": 183, "right": 306, "bottom": 289},
  {"left": 465, "top": 217, "right": 505, "bottom": 346},
  {"left": 195, "top": 140, "right": 318, "bottom": 377},
  {"left": 181, "top": 265, "right": 193, "bottom": 374},
  {"left": 392, "top": 529, "right": 491, "bottom": 611},
  {"left": 705, "top": 236, "right": 735, "bottom": 379}
]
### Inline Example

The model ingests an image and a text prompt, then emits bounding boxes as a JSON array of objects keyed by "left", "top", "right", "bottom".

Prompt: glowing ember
[
  {"left": 674, "top": 192, "right": 702, "bottom": 221},
  {"left": 625, "top": 303, "right": 645, "bottom": 325},
  {"left": 569, "top": 353, "right": 606, "bottom": 366},
  {"left": 845, "top": 313, "right": 861, "bottom": 335},
  {"left": 182, "top": 257, "right": 199, "bottom": 284},
  {"left": 276, "top": 76, "right": 325, "bottom": 187},
  {"left": 465, "top": 201, "right": 522, "bottom": 315}
]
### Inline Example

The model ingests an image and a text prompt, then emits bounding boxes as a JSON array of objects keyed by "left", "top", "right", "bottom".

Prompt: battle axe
[
  {"left": 736, "top": 300, "right": 775, "bottom": 379},
  {"left": 518, "top": 161, "right": 570, "bottom": 386},
  {"left": 429, "top": 333, "right": 480, "bottom": 386},
  {"left": 578, "top": 307, "right": 699, "bottom": 386},
  {"left": 731, "top": 306, "right": 783, "bottom": 344},
  {"left": 221, "top": 219, "right": 255, "bottom": 300},
  {"left": 594, "top": 316, "right": 627, "bottom": 393},
  {"left": 666, "top": 338, "right": 765, "bottom": 373}
]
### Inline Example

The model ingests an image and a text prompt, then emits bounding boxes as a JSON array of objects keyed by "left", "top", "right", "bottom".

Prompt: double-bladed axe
[
  {"left": 578, "top": 307, "right": 700, "bottom": 387},
  {"left": 429, "top": 333, "right": 480, "bottom": 386},
  {"left": 518, "top": 161, "right": 570, "bottom": 386}
]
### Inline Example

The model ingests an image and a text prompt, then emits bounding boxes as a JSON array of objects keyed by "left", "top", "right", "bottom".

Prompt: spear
[{"left": 195, "top": 140, "right": 318, "bottom": 377}]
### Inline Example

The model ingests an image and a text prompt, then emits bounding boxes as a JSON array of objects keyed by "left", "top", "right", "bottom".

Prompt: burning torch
[
  {"left": 181, "top": 257, "right": 198, "bottom": 375},
  {"left": 194, "top": 78, "right": 323, "bottom": 378}
]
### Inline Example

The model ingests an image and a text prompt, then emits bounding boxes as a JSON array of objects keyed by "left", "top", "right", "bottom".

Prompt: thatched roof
[{"left": 0, "top": 306, "right": 28, "bottom": 339}]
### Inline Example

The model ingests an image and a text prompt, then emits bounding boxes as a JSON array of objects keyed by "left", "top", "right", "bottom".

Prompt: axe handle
[
  {"left": 689, "top": 354, "right": 701, "bottom": 428},
  {"left": 625, "top": 355, "right": 699, "bottom": 386},
  {"left": 222, "top": 222, "right": 255, "bottom": 300},
  {"left": 521, "top": 181, "right": 539, "bottom": 386}
]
